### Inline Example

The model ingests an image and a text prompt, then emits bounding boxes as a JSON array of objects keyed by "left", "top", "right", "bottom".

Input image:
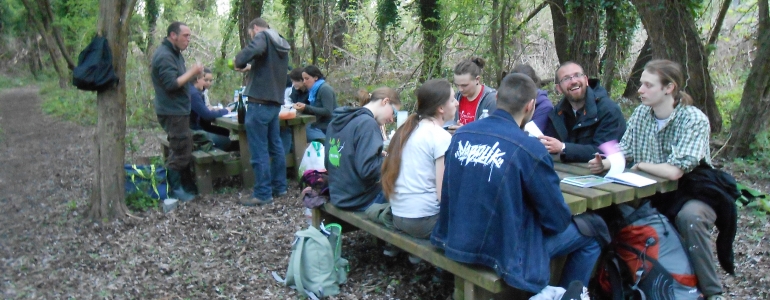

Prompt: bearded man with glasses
[{"left": 540, "top": 62, "right": 626, "bottom": 163}]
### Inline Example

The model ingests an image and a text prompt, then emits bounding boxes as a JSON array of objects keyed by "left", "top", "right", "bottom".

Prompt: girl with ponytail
[{"left": 380, "top": 79, "right": 458, "bottom": 239}]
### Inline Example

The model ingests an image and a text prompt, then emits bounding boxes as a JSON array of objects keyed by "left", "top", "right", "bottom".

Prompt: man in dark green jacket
[
  {"left": 541, "top": 62, "right": 626, "bottom": 163},
  {"left": 151, "top": 21, "right": 203, "bottom": 202}
]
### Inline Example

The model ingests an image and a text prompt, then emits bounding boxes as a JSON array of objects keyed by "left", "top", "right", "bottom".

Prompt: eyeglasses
[
  {"left": 558, "top": 73, "right": 585, "bottom": 85},
  {"left": 391, "top": 104, "right": 398, "bottom": 118}
]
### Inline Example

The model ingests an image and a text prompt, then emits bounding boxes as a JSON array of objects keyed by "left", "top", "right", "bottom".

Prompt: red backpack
[{"left": 594, "top": 203, "right": 702, "bottom": 300}]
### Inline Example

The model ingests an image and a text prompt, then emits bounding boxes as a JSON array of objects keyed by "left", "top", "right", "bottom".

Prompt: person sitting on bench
[
  {"left": 325, "top": 87, "right": 401, "bottom": 211},
  {"left": 431, "top": 73, "right": 601, "bottom": 295},
  {"left": 293, "top": 65, "right": 337, "bottom": 142},
  {"left": 381, "top": 79, "right": 457, "bottom": 239},
  {"left": 189, "top": 68, "right": 232, "bottom": 151}
]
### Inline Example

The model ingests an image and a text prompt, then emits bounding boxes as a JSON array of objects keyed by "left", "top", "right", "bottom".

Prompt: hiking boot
[
  {"left": 239, "top": 197, "right": 274, "bottom": 207},
  {"left": 707, "top": 295, "right": 729, "bottom": 300},
  {"left": 168, "top": 169, "right": 195, "bottom": 202}
]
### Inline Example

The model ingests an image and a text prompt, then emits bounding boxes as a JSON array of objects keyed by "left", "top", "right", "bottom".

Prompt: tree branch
[
  {"left": 512, "top": 1, "right": 549, "bottom": 36},
  {"left": 706, "top": 0, "right": 730, "bottom": 56}
]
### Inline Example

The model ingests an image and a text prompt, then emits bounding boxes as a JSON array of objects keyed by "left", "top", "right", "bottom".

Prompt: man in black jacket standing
[
  {"left": 151, "top": 21, "right": 203, "bottom": 202},
  {"left": 541, "top": 62, "right": 626, "bottom": 162},
  {"left": 234, "top": 18, "right": 291, "bottom": 206}
]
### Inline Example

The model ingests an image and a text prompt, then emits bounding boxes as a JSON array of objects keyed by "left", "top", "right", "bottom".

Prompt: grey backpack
[{"left": 272, "top": 224, "right": 348, "bottom": 299}]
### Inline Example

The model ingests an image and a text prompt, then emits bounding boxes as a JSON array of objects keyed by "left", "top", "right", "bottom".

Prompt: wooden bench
[
  {"left": 312, "top": 203, "right": 572, "bottom": 300},
  {"left": 157, "top": 133, "right": 242, "bottom": 195}
]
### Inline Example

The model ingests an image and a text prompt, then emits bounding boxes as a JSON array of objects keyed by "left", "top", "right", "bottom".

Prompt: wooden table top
[
  {"left": 552, "top": 161, "right": 676, "bottom": 214},
  {"left": 215, "top": 114, "right": 316, "bottom": 130}
]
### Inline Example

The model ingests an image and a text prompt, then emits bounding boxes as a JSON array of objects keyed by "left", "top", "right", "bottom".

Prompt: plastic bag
[{"left": 298, "top": 141, "right": 325, "bottom": 179}]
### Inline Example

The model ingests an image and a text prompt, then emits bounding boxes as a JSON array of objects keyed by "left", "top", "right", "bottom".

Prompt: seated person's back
[
  {"left": 381, "top": 79, "right": 457, "bottom": 239},
  {"left": 325, "top": 87, "right": 400, "bottom": 211},
  {"left": 432, "top": 73, "right": 601, "bottom": 294}
]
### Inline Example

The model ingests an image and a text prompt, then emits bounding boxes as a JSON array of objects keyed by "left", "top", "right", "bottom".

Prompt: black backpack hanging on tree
[{"left": 72, "top": 35, "right": 119, "bottom": 91}]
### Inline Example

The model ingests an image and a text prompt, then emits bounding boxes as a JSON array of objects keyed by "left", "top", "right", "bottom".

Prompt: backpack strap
[{"left": 271, "top": 237, "right": 320, "bottom": 300}]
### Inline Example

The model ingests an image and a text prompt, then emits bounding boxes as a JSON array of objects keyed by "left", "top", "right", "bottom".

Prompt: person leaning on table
[
  {"left": 588, "top": 59, "right": 732, "bottom": 300},
  {"left": 431, "top": 73, "right": 602, "bottom": 295},
  {"left": 233, "top": 17, "right": 291, "bottom": 207}
]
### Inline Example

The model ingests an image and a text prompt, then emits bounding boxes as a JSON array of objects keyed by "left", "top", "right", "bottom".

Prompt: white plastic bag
[{"left": 298, "top": 141, "right": 325, "bottom": 179}]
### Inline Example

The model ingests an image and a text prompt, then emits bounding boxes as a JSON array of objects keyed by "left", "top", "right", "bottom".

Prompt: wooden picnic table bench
[
  {"left": 311, "top": 161, "right": 678, "bottom": 299},
  {"left": 157, "top": 133, "right": 242, "bottom": 195}
]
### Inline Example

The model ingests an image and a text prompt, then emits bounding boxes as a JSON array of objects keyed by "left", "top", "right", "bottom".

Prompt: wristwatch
[{"left": 561, "top": 143, "right": 566, "bottom": 153}]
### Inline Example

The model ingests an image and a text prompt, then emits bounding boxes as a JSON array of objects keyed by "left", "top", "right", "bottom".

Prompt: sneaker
[
  {"left": 383, "top": 245, "right": 401, "bottom": 257},
  {"left": 239, "top": 197, "right": 274, "bottom": 207},
  {"left": 171, "top": 187, "right": 195, "bottom": 202},
  {"left": 407, "top": 254, "right": 422, "bottom": 264},
  {"left": 273, "top": 190, "right": 288, "bottom": 197},
  {"left": 708, "top": 295, "right": 729, "bottom": 300}
]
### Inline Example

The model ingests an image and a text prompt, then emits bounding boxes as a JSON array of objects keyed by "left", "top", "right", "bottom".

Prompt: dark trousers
[{"left": 158, "top": 115, "right": 193, "bottom": 172}]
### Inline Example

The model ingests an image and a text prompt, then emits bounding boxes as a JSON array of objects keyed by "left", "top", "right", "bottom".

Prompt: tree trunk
[
  {"left": 622, "top": 37, "right": 651, "bottom": 99},
  {"left": 600, "top": 3, "right": 619, "bottom": 94},
  {"left": 631, "top": 0, "right": 722, "bottom": 132},
  {"left": 145, "top": 0, "right": 159, "bottom": 58},
  {"left": 40, "top": 0, "right": 75, "bottom": 70},
  {"left": 549, "top": 0, "right": 569, "bottom": 64},
  {"left": 20, "top": 0, "right": 68, "bottom": 87},
  {"left": 331, "top": 0, "right": 356, "bottom": 63},
  {"left": 238, "top": 0, "right": 264, "bottom": 49},
  {"left": 283, "top": 0, "right": 300, "bottom": 67},
  {"left": 418, "top": 0, "right": 442, "bottom": 82},
  {"left": 728, "top": 0, "right": 770, "bottom": 157},
  {"left": 706, "top": 0, "right": 731, "bottom": 56},
  {"left": 89, "top": 0, "right": 136, "bottom": 220},
  {"left": 302, "top": 0, "right": 334, "bottom": 66},
  {"left": 373, "top": 0, "right": 399, "bottom": 80},
  {"left": 565, "top": 0, "right": 601, "bottom": 76}
]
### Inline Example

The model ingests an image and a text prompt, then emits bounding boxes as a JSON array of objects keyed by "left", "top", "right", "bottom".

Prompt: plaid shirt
[{"left": 620, "top": 104, "right": 711, "bottom": 173}]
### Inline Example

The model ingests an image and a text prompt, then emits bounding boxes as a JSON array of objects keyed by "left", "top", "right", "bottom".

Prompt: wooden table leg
[
  {"left": 236, "top": 129, "right": 255, "bottom": 190},
  {"left": 292, "top": 122, "right": 308, "bottom": 176}
]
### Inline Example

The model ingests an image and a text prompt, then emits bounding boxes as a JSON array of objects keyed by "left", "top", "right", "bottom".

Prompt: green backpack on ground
[{"left": 272, "top": 223, "right": 348, "bottom": 299}]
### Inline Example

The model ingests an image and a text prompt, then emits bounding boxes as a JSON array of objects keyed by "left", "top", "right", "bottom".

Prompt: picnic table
[
  {"left": 312, "top": 161, "right": 677, "bottom": 300},
  {"left": 215, "top": 114, "right": 316, "bottom": 189}
]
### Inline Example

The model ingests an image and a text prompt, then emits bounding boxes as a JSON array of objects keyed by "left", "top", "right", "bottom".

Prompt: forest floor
[{"left": 1, "top": 87, "right": 768, "bottom": 299}]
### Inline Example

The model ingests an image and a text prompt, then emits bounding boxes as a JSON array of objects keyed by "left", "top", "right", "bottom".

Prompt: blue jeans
[
  {"left": 306, "top": 123, "right": 326, "bottom": 142},
  {"left": 544, "top": 221, "right": 601, "bottom": 288},
  {"left": 245, "top": 103, "right": 287, "bottom": 200}
]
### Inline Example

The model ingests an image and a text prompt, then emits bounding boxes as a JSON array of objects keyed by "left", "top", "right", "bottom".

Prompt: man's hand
[
  {"left": 588, "top": 154, "right": 610, "bottom": 174},
  {"left": 235, "top": 63, "right": 252, "bottom": 72},
  {"left": 293, "top": 103, "right": 306, "bottom": 111},
  {"left": 539, "top": 136, "right": 564, "bottom": 154}
]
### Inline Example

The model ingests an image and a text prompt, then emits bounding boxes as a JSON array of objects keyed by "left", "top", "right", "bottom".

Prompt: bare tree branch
[{"left": 706, "top": 0, "right": 730, "bottom": 56}]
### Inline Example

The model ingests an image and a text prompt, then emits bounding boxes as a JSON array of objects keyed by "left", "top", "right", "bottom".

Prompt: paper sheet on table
[
  {"left": 597, "top": 140, "right": 624, "bottom": 177},
  {"left": 524, "top": 121, "right": 544, "bottom": 138}
]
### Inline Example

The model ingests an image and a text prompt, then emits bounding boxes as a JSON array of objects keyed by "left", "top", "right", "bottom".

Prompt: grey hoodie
[
  {"left": 235, "top": 29, "right": 290, "bottom": 105},
  {"left": 324, "top": 107, "right": 384, "bottom": 211}
]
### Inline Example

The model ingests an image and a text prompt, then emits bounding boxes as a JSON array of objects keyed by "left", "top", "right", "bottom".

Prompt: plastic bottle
[
  {"left": 479, "top": 109, "right": 490, "bottom": 119},
  {"left": 237, "top": 92, "right": 246, "bottom": 124}
]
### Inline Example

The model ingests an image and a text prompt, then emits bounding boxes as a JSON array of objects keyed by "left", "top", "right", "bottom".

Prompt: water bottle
[
  {"left": 237, "top": 92, "right": 246, "bottom": 124},
  {"left": 479, "top": 109, "right": 490, "bottom": 119}
]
